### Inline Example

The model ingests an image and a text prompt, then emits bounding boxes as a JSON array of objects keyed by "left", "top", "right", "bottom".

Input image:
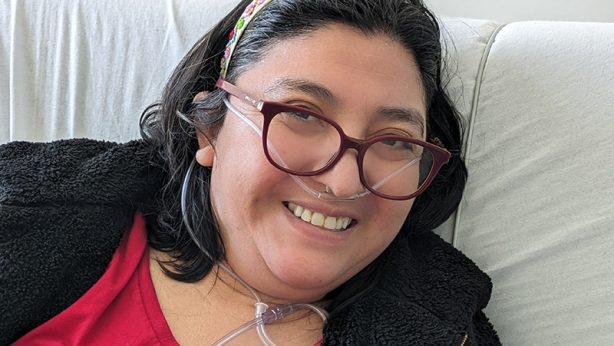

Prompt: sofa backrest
[
  {"left": 2, "top": 1, "right": 613, "bottom": 344},
  {"left": 440, "top": 18, "right": 614, "bottom": 344},
  {"left": 0, "top": 0, "right": 237, "bottom": 144}
]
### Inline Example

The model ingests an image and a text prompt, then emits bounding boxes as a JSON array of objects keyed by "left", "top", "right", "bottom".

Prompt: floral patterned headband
[{"left": 219, "top": 0, "right": 274, "bottom": 78}]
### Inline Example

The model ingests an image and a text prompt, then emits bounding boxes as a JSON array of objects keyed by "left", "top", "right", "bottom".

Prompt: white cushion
[
  {"left": 0, "top": 0, "right": 10, "bottom": 144},
  {"left": 433, "top": 18, "right": 502, "bottom": 242},
  {"left": 2, "top": 0, "right": 239, "bottom": 143},
  {"left": 456, "top": 21, "right": 614, "bottom": 344}
]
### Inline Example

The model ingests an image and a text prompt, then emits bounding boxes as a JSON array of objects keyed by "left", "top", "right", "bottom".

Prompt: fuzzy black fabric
[
  {"left": 0, "top": 139, "right": 499, "bottom": 345},
  {"left": 0, "top": 139, "right": 165, "bottom": 345},
  {"left": 322, "top": 228, "right": 500, "bottom": 345}
]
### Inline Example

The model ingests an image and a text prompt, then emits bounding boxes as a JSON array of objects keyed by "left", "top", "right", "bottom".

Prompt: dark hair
[{"left": 140, "top": 0, "right": 467, "bottom": 317}]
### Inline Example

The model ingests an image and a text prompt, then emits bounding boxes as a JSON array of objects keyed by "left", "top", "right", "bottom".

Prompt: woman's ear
[
  {"left": 193, "top": 91, "right": 215, "bottom": 167},
  {"left": 195, "top": 144, "right": 214, "bottom": 167},
  {"left": 193, "top": 91, "right": 207, "bottom": 103}
]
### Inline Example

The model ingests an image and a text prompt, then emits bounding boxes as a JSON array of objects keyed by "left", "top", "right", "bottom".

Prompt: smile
[{"left": 286, "top": 202, "right": 354, "bottom": 231}]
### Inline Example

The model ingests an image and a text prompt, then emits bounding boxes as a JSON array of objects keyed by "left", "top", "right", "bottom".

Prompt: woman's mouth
[{"left": 285, "top": 202, "right": 355, "bottom": 231}]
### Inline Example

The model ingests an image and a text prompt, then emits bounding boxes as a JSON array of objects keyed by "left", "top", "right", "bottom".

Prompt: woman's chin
[{"left": 259, "top": 255, "right": 348, "bottom": 303}]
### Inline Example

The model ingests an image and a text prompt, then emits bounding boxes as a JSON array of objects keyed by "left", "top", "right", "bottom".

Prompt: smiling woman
[
  {"left": 203, "top": 25, "right": 428, "bottom": 303},
  {"left": 1, "top": 0, "right": 499, "bottom": 345}
]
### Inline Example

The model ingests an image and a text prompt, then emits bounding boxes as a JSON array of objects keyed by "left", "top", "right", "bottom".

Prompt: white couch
[{"left": 2, "top": 1, "right": 613, "bottom": 344}]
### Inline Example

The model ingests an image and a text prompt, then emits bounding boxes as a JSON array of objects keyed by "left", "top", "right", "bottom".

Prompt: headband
[{"left": 219, "top": 0, "right": 274, "bottom": 78}]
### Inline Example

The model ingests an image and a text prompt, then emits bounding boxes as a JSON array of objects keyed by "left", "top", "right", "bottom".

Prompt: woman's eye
[
  {"left": 289, "top": 111, "right": 316, "bottom": 121},
  {"left": 279, "top": 108, "right": 326, "bottom": 124},
  {"left": 381, "top": 139, "right": 414, "bottom": 150}
]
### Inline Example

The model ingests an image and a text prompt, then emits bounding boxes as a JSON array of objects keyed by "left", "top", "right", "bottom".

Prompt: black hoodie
[{"left": 0, "top": 139, "right": 499, "bottom": 345}]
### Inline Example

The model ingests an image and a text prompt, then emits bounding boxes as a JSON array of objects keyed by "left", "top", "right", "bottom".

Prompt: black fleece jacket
[{"left": 0, "top": 139, "right": 500, "bottom": 345}]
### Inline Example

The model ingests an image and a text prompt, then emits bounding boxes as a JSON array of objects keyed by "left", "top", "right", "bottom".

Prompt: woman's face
[{"left": 200, "top": 24, "right": 427, "bottom": 302}]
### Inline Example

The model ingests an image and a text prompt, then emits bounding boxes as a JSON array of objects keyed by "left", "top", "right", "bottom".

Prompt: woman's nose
[{"left": 313, "top": 150, "right": 365, "bottom": 199}]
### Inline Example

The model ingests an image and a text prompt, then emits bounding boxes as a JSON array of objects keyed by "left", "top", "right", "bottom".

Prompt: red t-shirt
[
  {"left": 15, "top": 214, "right": 179, "bottom": 345},
  {"left": 15, "top": 214, "right": 324, "bottom": 346}
]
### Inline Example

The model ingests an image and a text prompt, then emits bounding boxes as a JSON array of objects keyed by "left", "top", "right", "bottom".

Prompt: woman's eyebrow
[
  {"left": 378, "top": 106, "right": 425, "bottom": 134},
  {"left": 265, "top": 78, "right": 338, "bottom": 105},
  {"left": 266, "top": 78, "right": 425, "bottom": 132}
]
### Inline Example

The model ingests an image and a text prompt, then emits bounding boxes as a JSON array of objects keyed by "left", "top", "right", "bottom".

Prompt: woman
[{"left": 1, "top": 0, "right": 499, "bottom": 344}]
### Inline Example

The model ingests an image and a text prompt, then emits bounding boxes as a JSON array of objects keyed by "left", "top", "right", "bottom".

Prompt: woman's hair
[{"left": 140, "top": 0, "right": 467, "bottom": 316}]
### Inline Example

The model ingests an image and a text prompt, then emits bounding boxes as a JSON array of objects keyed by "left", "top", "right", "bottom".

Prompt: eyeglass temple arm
[
  {"left": 216, "top": 78, "right": 264, "bottom": 111},
  {"left": 369, "top": 157, "right": 421, "bottom": 191}
]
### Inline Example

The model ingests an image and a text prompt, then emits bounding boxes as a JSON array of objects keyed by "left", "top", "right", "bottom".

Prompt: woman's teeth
[{"left": 287, "top": 202, "right": 353, "bottom": 231}]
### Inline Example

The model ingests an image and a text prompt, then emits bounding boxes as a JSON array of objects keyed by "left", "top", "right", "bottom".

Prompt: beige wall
[{"left": 424, "top": 0, "right": 614, "bottom": 23}]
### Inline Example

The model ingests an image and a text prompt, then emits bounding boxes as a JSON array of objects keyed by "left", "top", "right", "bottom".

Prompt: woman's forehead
[{"left": 237, "top": 24, "right": 427, "bottom": 116}]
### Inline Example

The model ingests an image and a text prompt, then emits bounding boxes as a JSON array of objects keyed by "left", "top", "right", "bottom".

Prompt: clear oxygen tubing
[
  {"left": 180, "top": 159, "right": 328, "bottom": 345},
  {"left": 210, "top": 303, "right": 329, "bottom": 346},
  {"left": 223, "top": 97, "right": 370, "bottom": 202}
]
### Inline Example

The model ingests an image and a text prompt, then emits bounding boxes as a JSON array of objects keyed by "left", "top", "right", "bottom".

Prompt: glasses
[{"left": 215, "top": 78, "right": 451, "bottom": 201}]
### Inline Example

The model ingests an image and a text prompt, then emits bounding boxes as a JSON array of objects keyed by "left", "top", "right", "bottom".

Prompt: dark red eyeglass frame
[{"left": 215, "top": 78, "right": 452, "bottom": 200}]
